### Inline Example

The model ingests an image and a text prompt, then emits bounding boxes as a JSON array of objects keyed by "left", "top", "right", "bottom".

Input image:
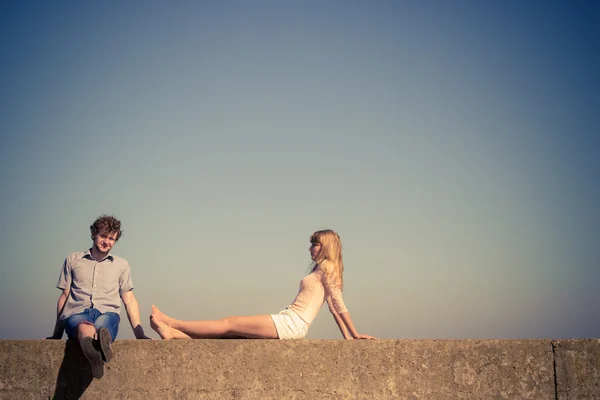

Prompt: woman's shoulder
[
  {"left": 316, "top": 260, "right": 340, "bottom": 281},
  {"left": 316, "top": 260, "right": 333, "bottom": 272},
  {"left": 317, "top": 260, "right": 343, "bottom": 286}
]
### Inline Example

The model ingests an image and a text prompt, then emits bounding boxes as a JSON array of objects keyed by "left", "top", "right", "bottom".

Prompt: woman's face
[{"left": 309, "top": 242, "right": 321, "bottom": 261}]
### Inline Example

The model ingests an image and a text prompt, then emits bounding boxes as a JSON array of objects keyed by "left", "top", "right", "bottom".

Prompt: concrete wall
[{"left": 0, "top": 339, "right": 598, "bottom": 399}]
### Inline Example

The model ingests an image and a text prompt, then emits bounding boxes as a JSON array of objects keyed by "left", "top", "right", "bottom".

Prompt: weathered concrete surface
[
  {"left": 0, "top": 339, "right": 594, "bottom": 399},
  {"left": 555, "top": 339, "right": 600, "bottom": 400}
]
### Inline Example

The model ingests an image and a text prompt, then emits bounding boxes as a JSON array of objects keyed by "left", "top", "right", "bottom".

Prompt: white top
[{"left": 288, "top": 262, "right": 348, "bottom": 325}]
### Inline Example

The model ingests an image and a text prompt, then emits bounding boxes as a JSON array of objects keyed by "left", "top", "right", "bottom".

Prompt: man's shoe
[
  {"left": 82, "top": 337, "right": 104, "bottom": 379},
  {"left": 98, "top": 327, "right": 113, "bottom": 363}
]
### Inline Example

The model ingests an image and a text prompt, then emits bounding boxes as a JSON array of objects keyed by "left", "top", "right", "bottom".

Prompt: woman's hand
[{"left": 354, "top": 333, "right": 378, "bottom": 340}]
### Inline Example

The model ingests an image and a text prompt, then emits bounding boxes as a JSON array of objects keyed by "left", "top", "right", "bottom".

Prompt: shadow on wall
[{"left": 53, "top": 340, "right": 94, "bottom": 400}]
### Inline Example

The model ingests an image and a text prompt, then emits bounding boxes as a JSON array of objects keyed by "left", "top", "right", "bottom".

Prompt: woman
[{"left": 150, "top": 229, "right": 376, "bottom": 340}]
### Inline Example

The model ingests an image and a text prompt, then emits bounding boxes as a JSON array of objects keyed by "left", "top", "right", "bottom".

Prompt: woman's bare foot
[
  {"left": 150, "top": 309, "right": 191, "bottom": 340},
  {"left": 151, "top": 305, "right": 176, "bottom": 327},
  {"left": 150, "top": 312, "right": 174, "bottom": 340}
]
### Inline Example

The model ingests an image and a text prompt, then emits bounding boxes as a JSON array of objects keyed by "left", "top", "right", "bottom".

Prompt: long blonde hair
[{"left": 309, "top": 229, "right": 344, "bottom": 289}]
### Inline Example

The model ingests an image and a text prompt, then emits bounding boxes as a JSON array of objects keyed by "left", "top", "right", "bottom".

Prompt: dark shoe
[
  {"left": 98, "top": 327, "right": 113, "bottom": 363},
  {"left": 82, "top": 337, "right": 104, "bottom": 379}
]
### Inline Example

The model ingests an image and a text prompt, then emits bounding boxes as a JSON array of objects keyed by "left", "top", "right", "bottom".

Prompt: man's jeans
[{"left": 61, "top": 308, "right": 120, "bottom": 342}]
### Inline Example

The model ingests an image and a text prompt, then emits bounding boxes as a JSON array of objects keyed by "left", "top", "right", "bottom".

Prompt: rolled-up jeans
[{"left": 61, "top": 308, "right": 120, "bottom": 342}]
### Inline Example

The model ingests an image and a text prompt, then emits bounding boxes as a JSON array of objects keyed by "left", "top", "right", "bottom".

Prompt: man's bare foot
[{"left": 151, "top": 305, "right": 176, "bottom": 327}]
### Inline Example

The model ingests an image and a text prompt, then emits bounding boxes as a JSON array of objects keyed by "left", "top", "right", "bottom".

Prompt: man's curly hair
[{"left": 90, "top": 215, "right": 123, "bottom": 241}]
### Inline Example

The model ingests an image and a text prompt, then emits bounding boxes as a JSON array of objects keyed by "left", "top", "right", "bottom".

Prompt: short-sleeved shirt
[{"left": 56, "top": 249, "right": 134, "bottom": 321}]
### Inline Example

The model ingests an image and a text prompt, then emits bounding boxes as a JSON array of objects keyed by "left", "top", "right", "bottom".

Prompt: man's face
[{"left": 92, "top": 230, "right": 118, "bottom": 255}]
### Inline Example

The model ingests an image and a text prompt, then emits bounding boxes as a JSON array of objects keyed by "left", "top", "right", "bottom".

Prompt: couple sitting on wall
[{"left": 47, "top": 215, "right": 377, "bottom": 378}]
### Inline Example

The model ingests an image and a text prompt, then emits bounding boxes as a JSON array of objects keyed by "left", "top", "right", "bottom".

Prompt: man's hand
[
  {"left": 47, "top": 289, "right": 68, "bottom": 340},
  {"left": 43, "top": 335, "right": 62, "bottom": 340},
  {"left": 45, "top": 321, "right": 65, "bottom": 340},
  {"left": 136, "top": 334, "right": 153, "bottom": 340},
  {"left": 133, "top": 324, "right": 153, "bottom": 340}
]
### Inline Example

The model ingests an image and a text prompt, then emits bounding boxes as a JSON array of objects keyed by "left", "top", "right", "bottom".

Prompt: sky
[{"left": 0, "top": 1, "right": 598, "bottom": 340}]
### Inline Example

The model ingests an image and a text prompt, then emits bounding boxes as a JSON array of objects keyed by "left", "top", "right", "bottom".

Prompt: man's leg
[
  {"left": 63, "top": 310, "right": 104, "bottom": 378},
  {"left": 94, "top": 312, "right": 120, "bottom": 362}
]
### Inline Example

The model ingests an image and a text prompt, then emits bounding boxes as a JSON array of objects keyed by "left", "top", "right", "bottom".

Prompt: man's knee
[
  {"left": 75, "top": 321, "right": 96, "bottom": 338},
  {"left": 77, "top": 321, "right": 95, "bottom": 332},
  {"left": 94, "top": 313, "right": 120, "bottom": 341}
]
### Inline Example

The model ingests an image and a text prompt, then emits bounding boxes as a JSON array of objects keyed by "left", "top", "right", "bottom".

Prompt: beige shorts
[{"left": 270, "top": 308, "right": 309, "bottom": 339}]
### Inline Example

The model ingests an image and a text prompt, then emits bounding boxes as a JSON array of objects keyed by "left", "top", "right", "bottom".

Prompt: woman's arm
[
  {"left": 327, "top": 298, "right": 352, "bottom": 339},
  {"left": 325, "top": 288, "right": 377, "bottom": 340},
  {"left": 338, "top": 311, "right": 378, "bottom": 340},
  {"left": 320, "top": 261, "right": 377, "bottom": 339}
]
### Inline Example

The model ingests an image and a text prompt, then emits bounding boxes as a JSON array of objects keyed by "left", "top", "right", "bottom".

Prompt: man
[{"left": 47, "top": 215, "right": 149, "bottom": 378}]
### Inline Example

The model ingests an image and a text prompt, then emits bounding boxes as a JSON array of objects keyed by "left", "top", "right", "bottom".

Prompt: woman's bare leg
[{"left": 151, "top": 305, "right": 278, "bottom": 339}]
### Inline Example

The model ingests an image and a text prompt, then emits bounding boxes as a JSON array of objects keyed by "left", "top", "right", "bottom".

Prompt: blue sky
[{"left": 1, "top": 1, "right": 598, "bottom": 340}]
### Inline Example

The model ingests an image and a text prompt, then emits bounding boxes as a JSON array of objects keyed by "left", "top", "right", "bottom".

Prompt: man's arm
[
  {"left": 121, "top": 290, "right": 150, "bottom": 339},
  {"left": 47, "top": 289, "right": 69, "bottom": 339}
]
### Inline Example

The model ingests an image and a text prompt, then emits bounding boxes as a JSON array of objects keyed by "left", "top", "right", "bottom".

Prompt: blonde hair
[{"left": 310, "top": 229, "right": 344, "bottom": 289}]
